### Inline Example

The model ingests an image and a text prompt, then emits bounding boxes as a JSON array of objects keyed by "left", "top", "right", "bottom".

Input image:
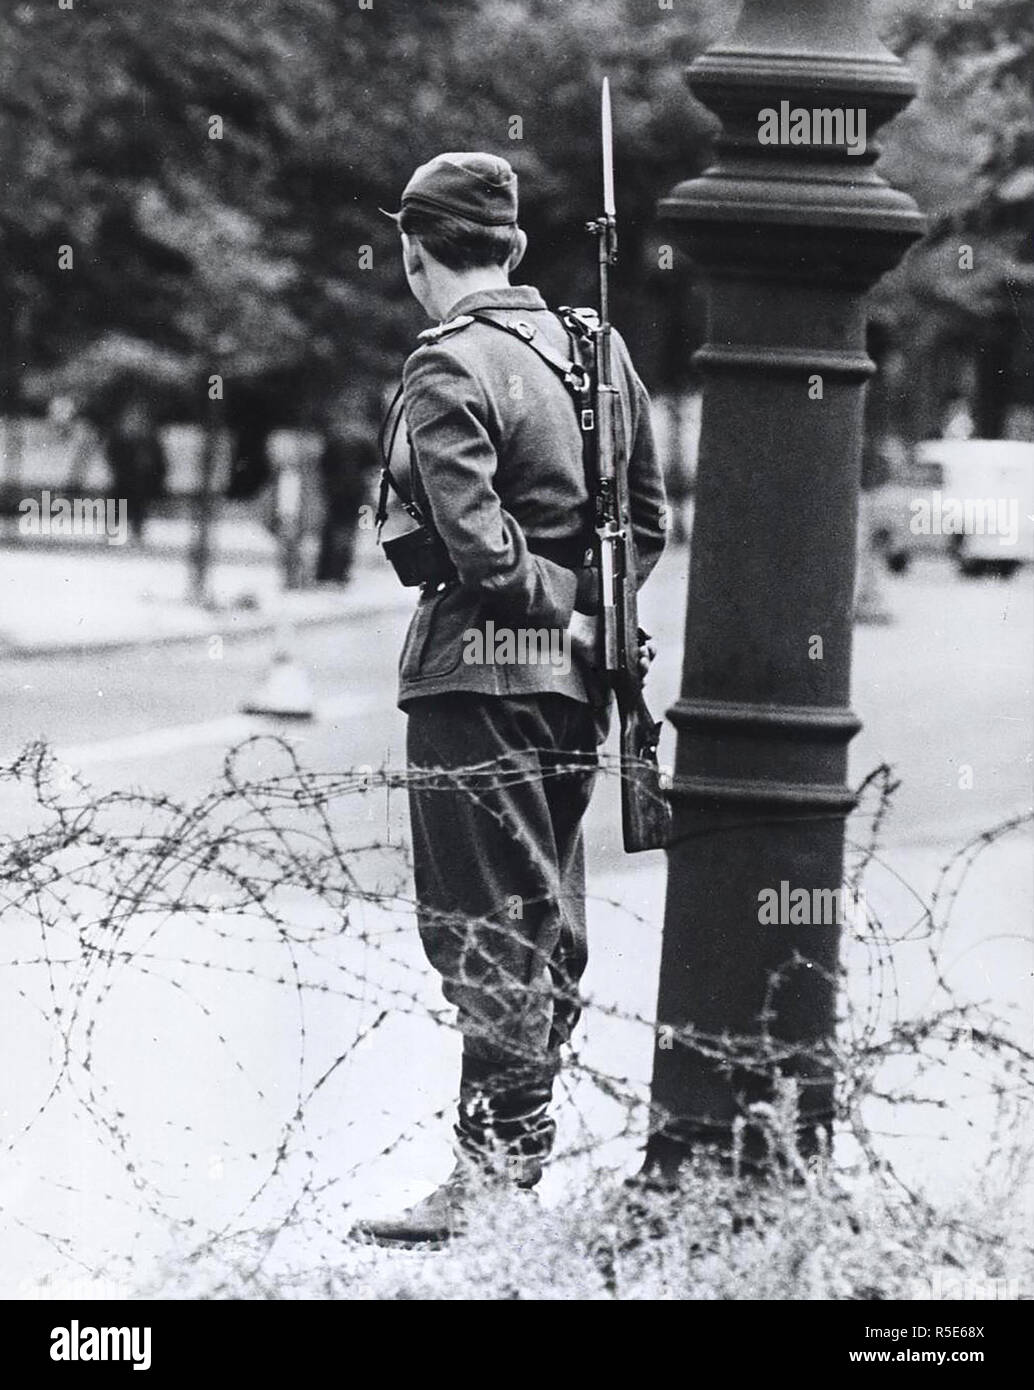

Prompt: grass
[{"left": 145, "top": 1118, "right": 1034, "bottom": 1300}]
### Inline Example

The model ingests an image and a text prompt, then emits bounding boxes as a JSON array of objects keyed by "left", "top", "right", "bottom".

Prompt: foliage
[
  {"left": 0, "top": 0, "right": 720, "bottom": 421},
  {"left": 148, "top": 1110, "right": 1034, "bottom": 1301},
  {"left": 3, "top": 0, "right": 1029, "bottom": 432},
  {"left": 873, "top": 0, "right": 1033, "bottom": 433}
]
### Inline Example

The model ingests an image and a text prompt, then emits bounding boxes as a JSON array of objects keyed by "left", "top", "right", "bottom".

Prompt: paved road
[
  {"left": 1, "top": 547, "right": 1029, "bottom": 840},
  {"left": 0, "top": 549, "right": 1030, "bottom": 1291}
]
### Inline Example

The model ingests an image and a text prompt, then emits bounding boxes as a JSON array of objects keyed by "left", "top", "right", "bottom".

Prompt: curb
[{"left": 0, "top": 592, "right": 412, "bottom": 661}]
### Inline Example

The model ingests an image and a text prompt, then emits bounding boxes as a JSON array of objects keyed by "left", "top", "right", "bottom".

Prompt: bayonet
[{"left": 601, "top": 76, "right": 616, "bottom": 219}]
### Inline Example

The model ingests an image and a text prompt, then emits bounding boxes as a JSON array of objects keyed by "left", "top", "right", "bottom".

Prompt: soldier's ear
[
  {"left": 506, "top": 228, "right": 528, "bottom": 273},
  {"left": 401, "top": 232, "right": 423, "bottom": 278}
]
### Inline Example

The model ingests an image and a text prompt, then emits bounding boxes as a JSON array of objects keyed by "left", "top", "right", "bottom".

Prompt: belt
[
  {"left": 528, "top": 536, "right": 594, "bottom": 570},
  {"left": 420, "top": 535, "right": 592, "bottom": 600}
]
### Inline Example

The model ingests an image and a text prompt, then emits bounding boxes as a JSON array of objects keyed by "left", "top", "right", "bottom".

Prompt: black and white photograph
[{"left": 0, "top": 0, "right": 1031, "bottom": 1336}]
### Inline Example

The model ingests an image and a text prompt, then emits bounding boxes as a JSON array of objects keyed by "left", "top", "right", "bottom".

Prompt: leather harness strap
[
  {"left": 470, "top": 312, "right": 593, "bottom": 410},
  {"left": 375, "top": 307, "right": 600, "bottom": 553}
]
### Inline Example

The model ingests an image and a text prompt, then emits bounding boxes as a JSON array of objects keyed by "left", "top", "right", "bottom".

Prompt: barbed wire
[{"left": 0, "top": 736, "right": 1030, "bottom": 1294}]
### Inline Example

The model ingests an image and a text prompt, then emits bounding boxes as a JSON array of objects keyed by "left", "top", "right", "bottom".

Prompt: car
[{"left": 867, "top": 438, "right": 1034, "bottom": 579}]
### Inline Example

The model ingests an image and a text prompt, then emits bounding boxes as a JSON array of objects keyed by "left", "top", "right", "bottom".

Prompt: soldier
[{"left": 354, "top": 152, "right": 666, "bottom": 1245}]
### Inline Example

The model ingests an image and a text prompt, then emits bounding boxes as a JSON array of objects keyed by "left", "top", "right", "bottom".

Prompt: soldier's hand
[
  {"left": 568, "top": 616, "right": 656, "bottom": 679},
  {"left": 637, "top": 630, "right": 657, "bottom": 680}
]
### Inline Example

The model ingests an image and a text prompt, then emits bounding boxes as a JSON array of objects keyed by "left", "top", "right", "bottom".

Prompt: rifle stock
[{"left": 614, "top": 674, "right": 672, "bottom": 853}]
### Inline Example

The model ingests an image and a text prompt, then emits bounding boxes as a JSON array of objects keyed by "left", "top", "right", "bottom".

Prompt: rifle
[{"left": 584, "top": 78, "right": 672, "bottom": 854}]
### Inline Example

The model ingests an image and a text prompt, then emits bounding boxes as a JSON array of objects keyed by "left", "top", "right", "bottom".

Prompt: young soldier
[{"left": 355, "top": 152, "right": 666, "bottom": 1245}]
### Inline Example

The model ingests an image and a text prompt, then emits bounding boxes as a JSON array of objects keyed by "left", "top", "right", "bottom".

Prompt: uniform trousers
[{"left": 406, "top": 691, "right": 598, "bottom": 1172}]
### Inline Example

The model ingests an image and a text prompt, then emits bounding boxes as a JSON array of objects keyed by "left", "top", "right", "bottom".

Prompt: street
[
  {"left": 2, "top": 548, "right": 1029, "bottom": 842},
  {"left": 0, "top": 547, "right": 1031, "bottom": 1292}
]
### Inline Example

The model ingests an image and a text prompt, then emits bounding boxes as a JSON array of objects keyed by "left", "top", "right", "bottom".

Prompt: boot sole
[{"left": 349, "top": 1225, "right": 458, "bottom": 1250}]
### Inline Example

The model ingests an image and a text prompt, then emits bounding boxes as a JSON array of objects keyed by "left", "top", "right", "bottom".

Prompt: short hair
[{"left": 399, "top": 205, "right": 522, "bottom": 272}]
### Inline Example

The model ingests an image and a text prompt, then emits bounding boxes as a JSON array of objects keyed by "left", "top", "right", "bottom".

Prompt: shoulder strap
[
  {"left": 470, "top": 312, "right": 593, "bottom": 416},
  {"left": 374, "top": 381, "right": 423, "bottom": 538},
  {"left": 470, "top": 310, "right": 601, "bottom": 519},
  {"left": 375, "top": 307, "right": 603, "bottom": 540},
  {"left": 416, "top": 313, "right": 476, "bottom": 344},
  {"left": 374, "top": 314, "right": 480, "bottom": 537}
]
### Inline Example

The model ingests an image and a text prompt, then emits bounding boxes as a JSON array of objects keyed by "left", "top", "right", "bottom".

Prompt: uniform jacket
[{"left": 395, "top": 284, "right": 666, "bottom": 710}]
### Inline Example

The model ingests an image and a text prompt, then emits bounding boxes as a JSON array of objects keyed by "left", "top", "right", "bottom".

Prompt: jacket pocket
[{"left": 400, "top": 587, "right": 480, "bottom": 682}]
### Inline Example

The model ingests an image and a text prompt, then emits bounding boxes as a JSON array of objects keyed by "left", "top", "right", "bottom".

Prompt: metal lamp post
[{"left": 647, "top": 0, "right": 925, "bottom": 1171}]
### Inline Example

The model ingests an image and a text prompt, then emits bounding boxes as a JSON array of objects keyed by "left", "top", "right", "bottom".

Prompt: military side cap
[{"left": 381, "top": 152, "right": 518, "bottom": 227}]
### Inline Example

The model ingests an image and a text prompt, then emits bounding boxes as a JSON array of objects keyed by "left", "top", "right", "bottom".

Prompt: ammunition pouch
[
  {"left": 376, "top": 380, "right": 455, "bottom": 589},
  {"left": 381, "top": 521, "right": 457, "bottom": 589}
]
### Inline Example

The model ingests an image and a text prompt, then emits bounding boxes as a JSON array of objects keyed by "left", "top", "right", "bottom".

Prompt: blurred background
[{"left": 0, "top": 0, "right": 1030, "bottom": 588}]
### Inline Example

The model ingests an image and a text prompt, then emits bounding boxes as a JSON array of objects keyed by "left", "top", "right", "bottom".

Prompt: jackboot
[
  {"left": 454, "top": 1051, "right": 559, "bottom": 1188},
  {"left": 349, "top": 1054, "right": 559, "bottom": 1247},
  {"left": 349, "top": 1161, "right": 475, "bottom": 1248}
]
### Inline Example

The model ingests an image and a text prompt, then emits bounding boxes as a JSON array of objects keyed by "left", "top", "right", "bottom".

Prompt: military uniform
[
  {"left": 376, "top": 154, "right": 666, "bottom": 1207},
  {"left": 395, "top": 279, "right": 666, "bottom": 1175}
]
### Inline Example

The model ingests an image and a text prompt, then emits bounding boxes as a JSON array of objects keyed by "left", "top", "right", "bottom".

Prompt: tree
[
  {"left": 4, "top": 0, "right": 725, "bottom": 417},
  {"left": 872, "top": 0, "right": 1034, "bottom": 437}
]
